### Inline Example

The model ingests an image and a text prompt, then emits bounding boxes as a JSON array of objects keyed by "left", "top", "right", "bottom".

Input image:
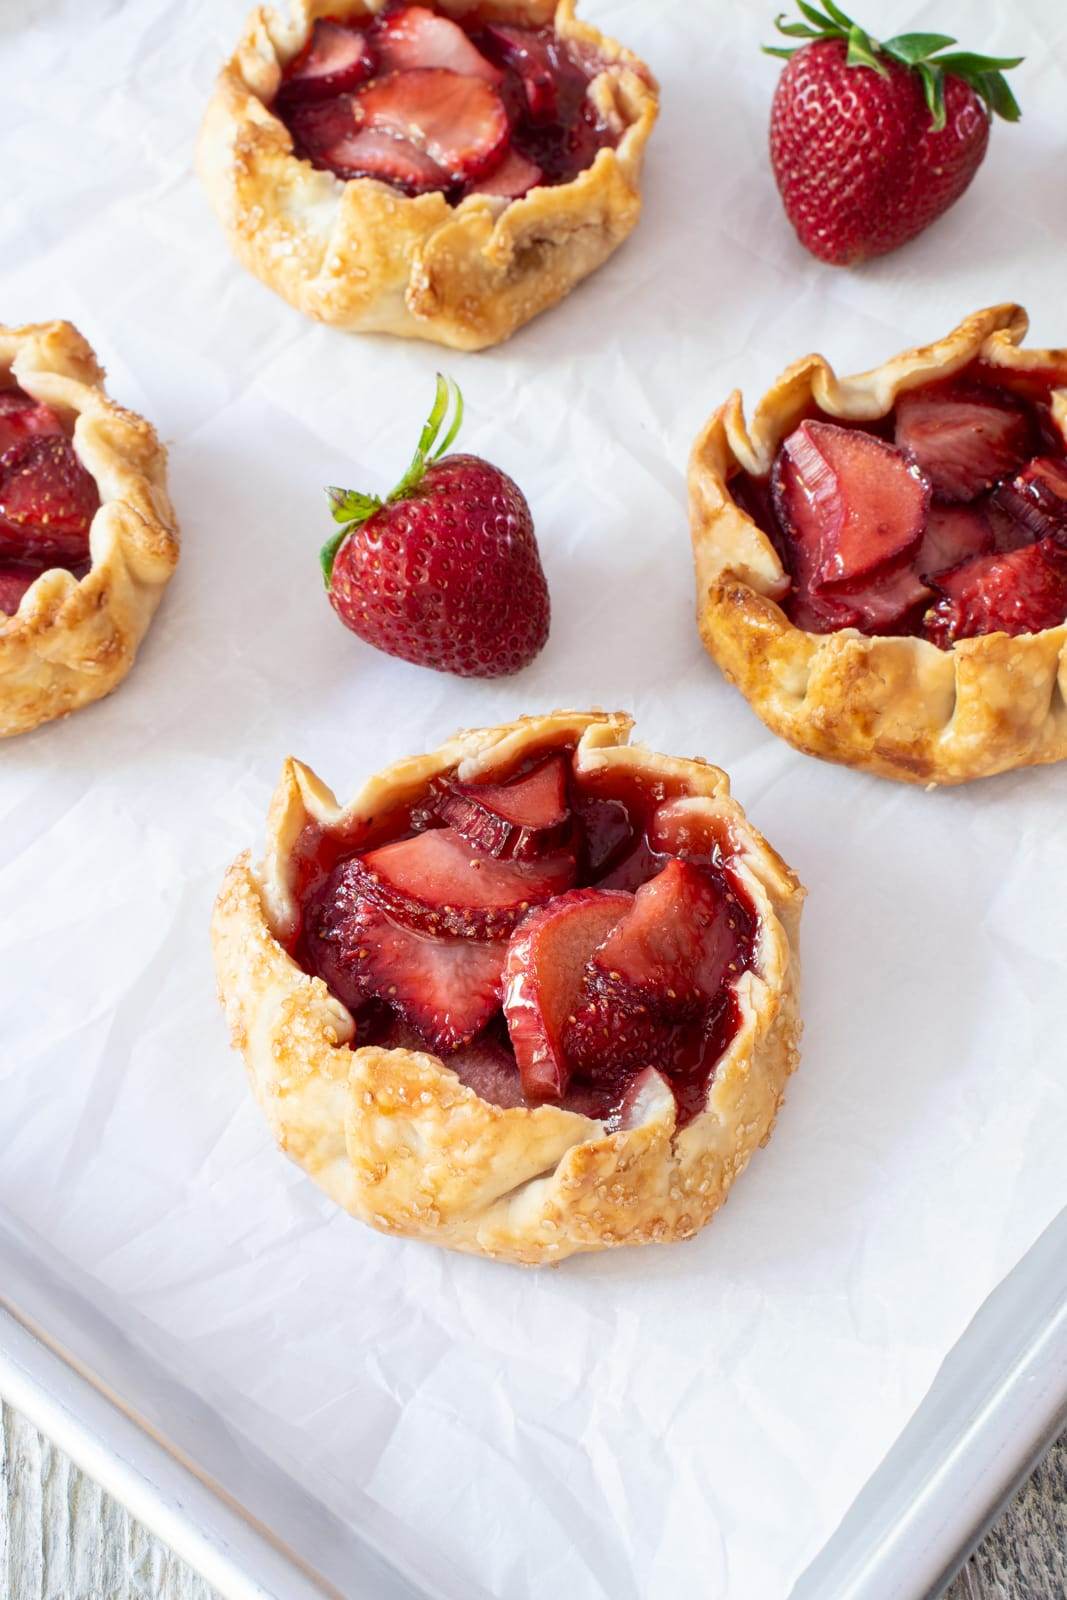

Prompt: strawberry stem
[
  {"left": 764, "top": 3, "right": 1023, "bottom": 130},
  {"left": 319, "top": 374, "right": 465, "bottom": 587}
]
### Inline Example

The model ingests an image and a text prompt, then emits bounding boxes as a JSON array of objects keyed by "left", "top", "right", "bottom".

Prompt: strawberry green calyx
[
  {"left": 763, "top": 1, "right": 1022, "bottom": 131},
  {"left": 320, "top": 374, "right": 465, "bottom": 586}
]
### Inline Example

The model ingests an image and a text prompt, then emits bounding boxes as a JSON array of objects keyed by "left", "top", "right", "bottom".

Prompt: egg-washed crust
[
  {"left": 211, "top": 712, "right": 804, "bottom": 1264},
  {"left": 688, "top": 304, "right": 1067, "bottom": 786},
  {"left": 197, "top": 0, "right": 659, "bottom": 351},
  {"left": 0, "top": 321, "right": 179, "bottom": 738}
]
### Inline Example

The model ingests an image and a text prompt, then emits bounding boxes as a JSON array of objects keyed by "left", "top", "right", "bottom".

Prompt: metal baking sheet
[
  {"left": 4, "top": 0, "right": 1067, "bottom": 1596},
  {"left": 2, "top": 1206, "right": 1064, "bottom": 1600}
]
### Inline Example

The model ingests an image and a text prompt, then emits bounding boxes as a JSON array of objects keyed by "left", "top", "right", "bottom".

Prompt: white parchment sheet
[{"left": 3, "top": 1, "right": 1066, "bottom": 1595}]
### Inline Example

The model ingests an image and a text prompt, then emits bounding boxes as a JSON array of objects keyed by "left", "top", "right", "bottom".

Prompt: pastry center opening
[
  {"left": 730, "top": 363, "right": 1067, "bottom": 647},
  {"left": 271, "top": 4, "right": 620, "bottom": 202},
  {"left": 0, "top": 383, "right": 97, "bottom": 616},
  {"left": 291, "top": 744, "right": 760, "bottom": 1129}
]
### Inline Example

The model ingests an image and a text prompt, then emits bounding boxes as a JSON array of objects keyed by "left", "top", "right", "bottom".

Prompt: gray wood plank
[
  {"left": 1, "top": 1401, "right": 215, "bottom": 1600},
  {"left": 1, "top": 1398, "right": 1064, "bottom": 1599}
]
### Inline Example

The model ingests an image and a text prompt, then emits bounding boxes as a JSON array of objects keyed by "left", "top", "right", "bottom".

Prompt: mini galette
[
  {"left": 0, "top": 322, "right": 178, "bottom": 738},
  {"left": 197, "top": 1, "right": 658, "bottom": 350},
  {"left": 689, "top": 305, "right": 1067, "bottom": 786},
  {"left": 211, "top": 713, "right": 803, "bottom": 1264}
]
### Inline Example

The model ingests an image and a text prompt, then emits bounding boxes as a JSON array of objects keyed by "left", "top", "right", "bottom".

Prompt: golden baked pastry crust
[
  {"left": 688, "top": 304, "right": 1067, "bottom": 787},
  {"left": 211, "top": 712, "right": 804, "bottom": 1264},
  {"left": 197, "top": 0, "right": 658, "bottom": 351},
  {"left": 0, "top": 321, "right": 179, "bottom": 738}
]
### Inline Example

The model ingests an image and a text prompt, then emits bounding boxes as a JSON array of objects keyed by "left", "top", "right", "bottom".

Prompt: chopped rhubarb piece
[
  {"left": 788, "top": 557, "right": 931, "bottom": 635},
  {"left": 466, "top": 146, "right": 543, "bottom": 199},
  {"left": 588, "top": 858, "right": 745, "bottom": 1017},
  {"left": 311, "top": 892, "right": 504, "bottom": 1051},
  {"left": 373, "top": 7, "right": 502, "bottom": 85},
  {"left": 279, "top": 19, "right": 374, "bottom": 102},
  {"left": 913, "top": 503, "right": 993, "bottom": 580},
  {"left": 349, "top": 826, "right": 575, "bottom": 939},
  {"left": 355, "top": 68, "right": 509, "bottom": 183},
  {"left": 503, "top": 887, "right": 632, "bottom": 1102},
  {"left": 0, "top": 564, "right": 37, "bottom": 616},
  {"left": 991, "top": 456, "right": 1067, "bottom": 544},
  {"left": 894, "top": 383, "right": 1033, "bottom": 503},
  {"left": 0, "top": 435, "right": 98, "bottom": 566},
  {"left": 480, "top": 23, "right": 559, "bottom": 119},
  {"left": 774, "top": 420, "right": 929, "bottom": 590},
  {"left": 432, "top": 754, "right": 569, "bottom": 860},
  {"left": 924, "top": 538, "right": 1067, "bottom": 648},
  {"left": 0, "top": 387, "right": 65, "bottom": 458}
]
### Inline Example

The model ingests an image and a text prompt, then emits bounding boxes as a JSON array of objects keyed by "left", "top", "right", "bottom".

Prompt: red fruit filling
[
  {"left": 295, "top": 750, "right": 761, "bottom": 1128},
  {"left": 0, "top": 564, "right": 40, "bottom": 617},
  {"left": 0, "top": 387, "right": 98, "bottom": 602},
  {"left": 504, "top": 887, "right": 632, "bottom": 1102},
  {"left": 0, "top": 386, "right": 65, "bottom": 456},
  {"left": 347, "top": 825, "right": 576, "bottom": 939},
  {"left": 306, "top": 891, "right": 505, "bottom": 1052},
  {"left": 430, "top": 753, "right": 570, "bottom": 860},
  {"left": 731, "top": 365, "right": 1067, "bottom": 646},
  {"left": 277, "top": 19, "right": 374, "bottom": 102},
  {"left": 894, "top": 383, "right": 1033, "bottom": 503},
  {"left": 773, "top": 420, "right": 929, "bottom": 589},
  {"left": 273, "top": 4, "right": 617, "bottom": 200},
  {"left": 925, "top": 540, "right": 1067, "bottom": 648}
]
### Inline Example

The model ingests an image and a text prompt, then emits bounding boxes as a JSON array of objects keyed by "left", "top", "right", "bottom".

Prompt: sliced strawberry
[
  {"left": 0, "top": 435, "right": 98, "bottom": 566},
  {"left": 991, "top": 456, "right": 1067, "bottom": 545},
  {"left": 355, "top": 68, "right": 509, "bottom": 183},
  {"left": 320, "top": 894, "right": 504, "bottom": 1051},
  {"left": 894, "top": 384, "right": 1033, "bottom": 503},
  {"left": 913, "top": 503, "right": 993, "bottom": 581},
  {"left": 480, "top": 23, "right": 559, "bottom": 119},
  {"left": 0, "top": 387, "right": 65, "bottom": 458},
  {"left": 0, "top": 564, "right": 38, "bottom": 616},
  {"left": 466, "top": 146, "right": 543, "bottom": 199},
  {"left": 564, "top": 977, "right": 681, "bottom": 1081},
  {"left": 774, "top": 421, "right": 928, "bottom": 592},
  {"left": 279, "top": 19, "right": 374, "bottom": 102},
  {"left": 503, "top": 887, "right": 632, "bottom": 1102},
  {"left": 287, "top": 98, "right": 448, "bottom": 191},
  {"left": 432, "top": 754, "right": 569, "bottom": 861},
  {"left": 587, "top": 859, "right": 744, "bottom": 1019},
  {"left": 350, "top": 826, "right": 575, "bottom": 939},
  {"left": 924, "top": 538, "right": 1067, "bottom": 648},
  {"left": 373, "top": 7, "right": 502, "bottom": 85}
]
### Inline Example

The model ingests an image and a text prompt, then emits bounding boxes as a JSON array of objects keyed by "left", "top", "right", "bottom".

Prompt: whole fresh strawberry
[
  {"left": 321, "top": 377, "right": 549, "bottom": 677},
  {"left": 765, "top": 2, "right": 1022, "bottom": 265}
]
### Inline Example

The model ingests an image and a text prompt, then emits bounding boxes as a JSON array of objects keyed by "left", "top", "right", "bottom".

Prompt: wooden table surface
[{"left": 0, "top": 1401, "right": 1063, "bottom": 1599}]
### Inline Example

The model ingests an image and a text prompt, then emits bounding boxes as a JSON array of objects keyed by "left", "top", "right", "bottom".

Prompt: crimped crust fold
[
  {"left": 211, "top": 712, "right": 804, "bottom": 1264},
  {"left": 688, "top": 304, "right": 1067, "bottom": 786},
  {"left": 0, "top": 321, "right": 179, "bottom": 738},
  {"left": 197, "top": 0, "right": 658, "bottom": 350}
]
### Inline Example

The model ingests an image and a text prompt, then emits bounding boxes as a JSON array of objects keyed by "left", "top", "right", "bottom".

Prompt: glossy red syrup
[
  {"left": 273, "top": 6, "right": 617, "bottom": 202},
  {"left": 731, "top": 360, "right": 1067, "bottom": 647},
  {"left": 294, "top": 743, "right": 760, "bottom": 1129}
]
